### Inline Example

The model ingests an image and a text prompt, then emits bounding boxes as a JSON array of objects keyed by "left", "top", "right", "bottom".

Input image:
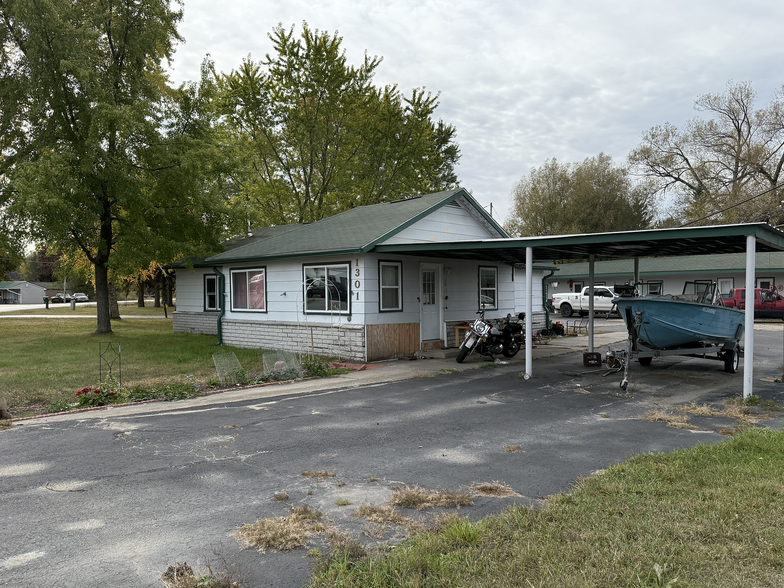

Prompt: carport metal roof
[
  {"left": 373, "top": 222, "right": 784, "bottom": 262},
  {"left": 376, "top": 222, "right": 784, "bottom": 400}
]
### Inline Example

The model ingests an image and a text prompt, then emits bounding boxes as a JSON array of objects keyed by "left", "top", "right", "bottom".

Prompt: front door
[{"left": 420, "top": 264, "right": 441, "bottom": 341}]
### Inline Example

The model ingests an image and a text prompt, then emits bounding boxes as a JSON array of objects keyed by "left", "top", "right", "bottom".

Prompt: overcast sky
[{"left": 167, "top": 0, "right": 783, "bottom": 225}]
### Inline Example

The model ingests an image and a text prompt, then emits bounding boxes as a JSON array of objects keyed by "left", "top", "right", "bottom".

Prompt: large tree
[
  {"left": 217, "top": 24, "right": 460, "bottom": 228},
  {"left": 0, "top": 0, "right": 225, "bottom": 332},
  {"left": 504, "top": 154, "right": 656, "bottom": 237},
  {"left": 629, "top": 81, "right": 784, "bottom": 226}
]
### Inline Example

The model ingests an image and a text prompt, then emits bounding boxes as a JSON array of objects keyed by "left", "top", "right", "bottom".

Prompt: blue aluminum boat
[{"left": 614, "top": 282, "right": 745, "bottom": 349}]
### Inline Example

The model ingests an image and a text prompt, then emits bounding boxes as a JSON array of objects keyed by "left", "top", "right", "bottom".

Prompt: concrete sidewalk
[{"left": 27, "top": 330, "right": 629, "bottom": 424}]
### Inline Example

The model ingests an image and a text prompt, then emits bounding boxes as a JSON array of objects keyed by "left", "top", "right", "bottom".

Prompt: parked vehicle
[
  {"left": 719, "top": 288, "right": 784, "bottom": 319},
  {"left": 50, "top": 293, "right": 71, "bottom": 303},
  {"left": 72, "top": 293, "right": 89, "bottom": 302},
  {"left": 456, "top": 311, "right": 525, "bottom": 363},
  {"left": 552, "top": 286, "right": 615, "bottom": 317}
]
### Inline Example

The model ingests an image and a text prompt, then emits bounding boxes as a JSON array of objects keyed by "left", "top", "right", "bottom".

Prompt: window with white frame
[
  {"left": 646, "top": 281, "right": 663, "bottom": 295},
  {"left": 379, "top": 261, "right": 402, "bottom": 312},
  {"left": 230, "top": 268, "right": 266, "bottom": 311},
  {"left": 204, "top": 274, "right": 218, "bottom": 311},
  {"left": 479, "top": 266, "right": 498, "bottom": 310},
  {"left": 304, "top": 263, "right": 350, "bottom": 313}
]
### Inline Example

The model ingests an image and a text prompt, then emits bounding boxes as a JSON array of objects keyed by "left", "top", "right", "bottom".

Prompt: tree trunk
[
  {"left": 94, "top": 263, "right": 113, "bottom": 334},
  {"left": 154, "top": 274, "right": 161, "bottom": 308},
  {"left": 137, "top": 275, "right": 145, "bottom": 307},
  {"left": 108, "top": 283, "right": 121, "bottom": 320}
]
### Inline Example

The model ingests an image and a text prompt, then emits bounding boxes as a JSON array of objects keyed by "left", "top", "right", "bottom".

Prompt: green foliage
[
  {"left": 629, "top": 81, "right": 784, "bottom": 226},
  {"left": 216, "top": 23, "right": 460, "bottom": 228},
  {"left": 46, "top": 397, "right": 77, "bottom": 414},
  {"left": 126, "top": 382, "right": 195, "bottom": 402},
  {"left": 302, "top": 359, "right": 331, "bottom": 378},
  {"left": 505, "top": 154, "right": 656, "bottom": 237},
  {"left": 0, "top": 0, "right": 228, "bottom": 333}
]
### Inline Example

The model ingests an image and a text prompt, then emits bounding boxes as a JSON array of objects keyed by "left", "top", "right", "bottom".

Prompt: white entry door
[{"left": 420, "top": 263, "right": 442, "bottom": 340}]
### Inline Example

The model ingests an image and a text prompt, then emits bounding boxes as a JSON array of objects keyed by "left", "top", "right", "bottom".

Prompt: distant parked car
[
  {"left": 50, "top": 293, "right": 71, "bottom": 303},
  {"left": 72, "top": 293, "right": 89, "bottom": 302}
]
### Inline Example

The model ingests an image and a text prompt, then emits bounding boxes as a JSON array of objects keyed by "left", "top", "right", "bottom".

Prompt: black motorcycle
[{"left": 456, "top": 311, "right": 525, "bottom": 363}]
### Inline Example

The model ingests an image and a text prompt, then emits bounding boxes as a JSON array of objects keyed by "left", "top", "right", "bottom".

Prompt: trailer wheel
[
  {"left": 723, "top": 349, "right": 739, "bottom": 373},
  {"left": 638, "top": 356, "right": 653, "bottom": 366},
  {"left": 560, "top": 303, "right": 573, "bottom": 317}
]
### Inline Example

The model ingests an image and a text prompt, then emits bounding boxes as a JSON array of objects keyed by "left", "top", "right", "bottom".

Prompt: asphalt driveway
[{"left": 2, "top": 323, "right": 784, "bottom": 587}]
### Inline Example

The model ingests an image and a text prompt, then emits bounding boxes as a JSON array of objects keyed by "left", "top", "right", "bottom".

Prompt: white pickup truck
[{"left": 552, "top": 286, "right": 615, "bottom": 317}]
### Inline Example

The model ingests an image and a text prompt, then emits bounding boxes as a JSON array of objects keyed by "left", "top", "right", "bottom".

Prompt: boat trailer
[{"left": 606, "top": 307, "right": 743, "bottom": 391}]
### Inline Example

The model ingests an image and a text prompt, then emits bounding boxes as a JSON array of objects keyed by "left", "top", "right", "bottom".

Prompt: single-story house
[
  {"left": 548, "top": 252, "right": 784, "bottom": 298},
  {"left": 0, "top": 281, "right": 47, "bottom": 304},
  {"left": 173, "top": 188, "right": 551, "bottom": 361}
]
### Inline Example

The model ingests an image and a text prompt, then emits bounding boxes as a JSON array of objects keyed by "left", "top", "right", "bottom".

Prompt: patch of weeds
[
  {"left": 336, "top": 481, "right": 346, "bottom": 487},
  {"left": 471, "top": 482, "right": 520, "bottom": 498},
  {"left": 745, "top": 394, "right": 761, "bottom": 406},
  {"left": 716, "top": 427, "right": 735, "bottom": 436},
  {"left": 160, "top": 561, "right": 240, "bottom": 588},
  {"left": 412, "top": 373, "right": 435, "bottom": 379},
  {"left": 389, "top": 485, "right": 473, "bottom": 510},
  {"left": 46, "top": 396, "right": 77, "bottom": 414},
  {"left": 760, "top": 399, "right": 784, "bottom": 411},
  {"left": 479, "top": 362, "right": 500, "bottom": 369},
  {"left": 504, "top": 445, "right": 523, "bottom": 453},
  {"left": 126, "top": 381, "right": 195, "bottom": 403},
  {"left": 301, "top": 470, "right": 337, "bottom": 481},
  {"left": 302, "top": 358, "right": 331, "bottom": 378},
  {"left": 599, "top": 413, "right": 611, "bottom": 418},
  {"left": 204, "top": 378, "right": 222, "bottom": 389},
  {"left": 439, "top": 368, "right": 459, "bottom": 375},
  {"left": 638, "top": 410, "right": 704, "bottom": 430},
  {"left": 272, "top": 493, "right": 289, "bottom": 502},
  {"left": 0, "top": 420, "right": 13, "bottom": 429},
  {"left": 233, "top": 506, "right": 323, "bottom": 553},
  {"left": 335, "top": 498, "right": 352, "bottom": 506},
  {"left": 258, "top": 367, "right": 302, "bottom": 383},
  {"left": 365, "top": 476, "right": 380, "bottom": 483},
  {"left": 438, "top": 515, "right": 484, "bottom": 547},
  {"left": 310, "top": 529, "right": 369, "bottom": 576}
]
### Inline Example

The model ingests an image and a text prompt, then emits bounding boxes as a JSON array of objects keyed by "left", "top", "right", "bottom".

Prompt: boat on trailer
[{"left": 607, "top": 282, "right": 745, "bottom": 390}]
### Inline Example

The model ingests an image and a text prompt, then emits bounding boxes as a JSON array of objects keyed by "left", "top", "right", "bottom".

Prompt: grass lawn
[
  {"left": 0, "top": 314, "right": 266, "bottom": 410},
  {"left": 2, "top": 301, "right": 169, "bottom": 316},
  {"left": 308, "top": 427, "right": 784, "bottom": 588}
]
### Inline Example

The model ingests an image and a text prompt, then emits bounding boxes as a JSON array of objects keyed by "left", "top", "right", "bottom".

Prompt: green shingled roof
[
  {"left": 551, "top": 252, "right": 784, "bottom": 279},
  {"left": 205, "top": 188, "right": 505, "bottom": 264}
]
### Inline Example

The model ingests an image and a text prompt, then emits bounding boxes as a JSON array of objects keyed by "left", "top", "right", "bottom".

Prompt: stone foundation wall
[
  {"left": 173, "top": 311, "right": 219, "bottom": 336},
  {"left": 222, "top": 319, "right": 366, "bottom": 361}
]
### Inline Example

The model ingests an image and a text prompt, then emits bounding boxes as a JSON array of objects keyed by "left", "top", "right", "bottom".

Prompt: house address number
[{"left": 355, "top": 258, "right": 360, "bottom": 300}]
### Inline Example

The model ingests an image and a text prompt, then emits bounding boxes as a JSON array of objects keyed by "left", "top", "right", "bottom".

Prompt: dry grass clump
[
  {"left": 301, "top": 470, "right": 337, "bottom": 481},
  {"left": 271, "top": 492, "right": 289, "bottom": 502},
  {"left": 471, "top": 482, "right": 520, "bottom": 498},
  {"left": 504, "top": 444, "right": 523, "bottom": 453},
  {"left": 389, "top": 485, "right": 473, "bottom": 510},
  {"left": 233, "top": 505, "right": 324, "bottom": 552},
  {"left": 353, "top": 504, "right": 411, "bottom": 526},
  {"left": 638, "top": 410, "right": 704, "bottom": 430},
  {"left": 0, "top": 420, "right": 12, "bottom": 430},
  {"left": 677, "top": 402, "right": 763, "bottom": 424},
  {"left": 160, "top": 562, "right": 239, "bottom": 588}
]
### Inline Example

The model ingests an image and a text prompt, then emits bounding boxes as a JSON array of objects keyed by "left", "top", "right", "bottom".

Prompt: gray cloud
[{"left": 169, "top": 0, "right": 783, "bottom": 224}]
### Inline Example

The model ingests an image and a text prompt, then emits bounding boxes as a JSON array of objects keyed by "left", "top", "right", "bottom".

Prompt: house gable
[{"left": 381, "top": 196, "right": 504, "bottom": 245}]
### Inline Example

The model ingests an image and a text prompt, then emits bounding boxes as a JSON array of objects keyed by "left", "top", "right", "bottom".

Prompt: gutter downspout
[
  {"left": 213, "top": 267, "right": 225, "bottom": 346},
  {"left": 542, "top": 268, "right": 557, "bottom": 330}
]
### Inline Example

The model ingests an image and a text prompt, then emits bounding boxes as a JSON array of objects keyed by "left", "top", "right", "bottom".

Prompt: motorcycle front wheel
[
  {"left": 502, "top": 340, "right": 520, "bottom": 358},
  {"left": 456, "top": 345, "right": 470, "bottom": 363}
]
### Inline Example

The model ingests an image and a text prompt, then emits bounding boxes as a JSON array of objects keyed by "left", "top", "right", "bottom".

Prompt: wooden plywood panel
[{"left": 366, "top": 323, "right": 420, "bottom": 361}]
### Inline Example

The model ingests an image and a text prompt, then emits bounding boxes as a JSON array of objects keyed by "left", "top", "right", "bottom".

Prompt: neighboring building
[
  {"left": 0, "top": 281, "right": 47, "bottom": 304},
  {"left": 173, "top": 188, "right": 551, "bottom": 361},
  {"left": 548, "top": 252, "right": 784, "bottom": 298}
]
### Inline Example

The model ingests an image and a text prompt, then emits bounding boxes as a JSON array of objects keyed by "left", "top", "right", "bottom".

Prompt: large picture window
[
  {"left": 304, "top": 263, "right": 349, "bottom": 313},
  {"left": 379, "top": 261, "right": 402, "bottom": 312},
  {"left": 231, "top": 268, "right": 266, "bottom": 311},
  {"left": 479, "top": 266, "right": 498, "bottom": 310},
  {"left": 204, "top": 274, "right": 218, "bottom": 311}
]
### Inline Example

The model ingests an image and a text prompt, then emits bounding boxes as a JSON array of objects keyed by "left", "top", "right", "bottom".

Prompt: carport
[{"left": 374, "top": 222, "right": 784, "bottom": 399}]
